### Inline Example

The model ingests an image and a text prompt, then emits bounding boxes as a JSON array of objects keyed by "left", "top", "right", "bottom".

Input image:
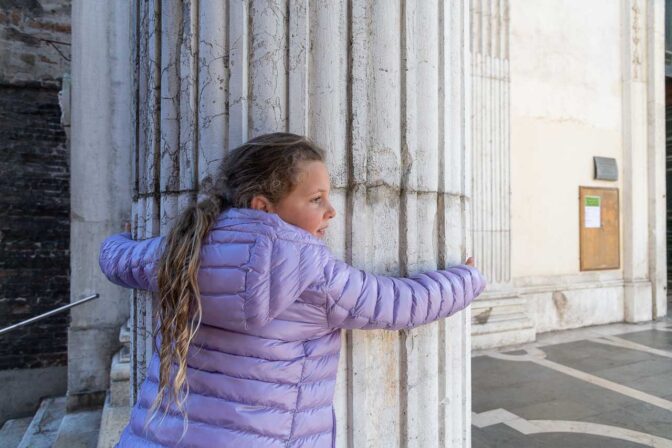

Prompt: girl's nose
[{"left": 326, "top": 203, "right": 336, "bottom": 219}]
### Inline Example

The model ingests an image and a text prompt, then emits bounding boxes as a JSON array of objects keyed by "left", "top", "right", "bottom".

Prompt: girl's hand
[
  {"left": 123, "top": 221, "right": 131, "bottom": 233},
  {"left": 465, "top": 257, "right": 474, "bottom": 267}
]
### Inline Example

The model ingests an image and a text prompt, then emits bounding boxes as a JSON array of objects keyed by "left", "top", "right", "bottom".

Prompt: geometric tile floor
[{"left": 472, "top": 319, "right": 672, "bottom": 447}]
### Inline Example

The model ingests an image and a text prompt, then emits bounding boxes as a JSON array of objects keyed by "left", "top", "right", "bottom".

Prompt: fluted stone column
[
  {"left": 131, "top": 1, "right": 473, "bottom": 446},
  {"left": 469, "top": 0, "right": 534, "bottom": 349},
  {"left": 622, "top": 0, "right": 666, "bottom": 322},
  {"left": 646, "top": 0, "right": 667, "bottom": 319}
]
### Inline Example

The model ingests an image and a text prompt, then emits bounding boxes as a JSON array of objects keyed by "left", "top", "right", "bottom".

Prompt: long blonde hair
[{"left": 145, "top": 133, "right": 324, "bottom": 432}]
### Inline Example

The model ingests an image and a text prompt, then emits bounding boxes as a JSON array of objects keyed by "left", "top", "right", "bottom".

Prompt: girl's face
[{"left": 252, "top": 161, "right": 337, "bottom": 238}]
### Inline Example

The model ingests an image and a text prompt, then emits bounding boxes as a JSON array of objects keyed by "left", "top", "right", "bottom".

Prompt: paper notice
[{"left": 584, "top": 196, "right": 601, "bottom": 228}]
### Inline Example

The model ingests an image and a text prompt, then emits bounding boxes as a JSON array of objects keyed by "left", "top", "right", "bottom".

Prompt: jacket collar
[{"left": 216, "top": 207, "right": 326, "bottom": 246}]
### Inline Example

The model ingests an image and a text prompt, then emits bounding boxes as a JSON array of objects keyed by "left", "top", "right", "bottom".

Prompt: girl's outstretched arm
[
  {"left": 323, "top": 259, "right": 485, "bottom": 330},
  {"left": 99, "top": 232, "right": 163, "bottom": 292}
]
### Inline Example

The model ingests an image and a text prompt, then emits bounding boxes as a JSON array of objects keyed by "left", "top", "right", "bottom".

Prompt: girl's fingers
[
  {"left": 465, "top": 257, "right": 474, "bottom": 266},
  {"left": 123, "top": 221, "right": 131, "bottom": 233}
]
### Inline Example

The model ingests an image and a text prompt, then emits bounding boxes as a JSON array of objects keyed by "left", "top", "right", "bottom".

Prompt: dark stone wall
[
  {"left": 0, "top": 83, "right": 69, "bottom": 370},
  {"left": 0, "top": 0, "right": 71, "bottom": 372}
]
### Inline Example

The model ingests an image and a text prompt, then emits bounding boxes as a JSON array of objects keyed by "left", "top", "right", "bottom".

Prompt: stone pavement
[{"left": 472, "top": 319, "right": 672, "bottom": 447}]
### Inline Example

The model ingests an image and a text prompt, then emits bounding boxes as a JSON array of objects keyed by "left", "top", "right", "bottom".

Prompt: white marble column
[
  {"left": 646, "top": 0, "right": 667, "bottom": 319},
  {"left": 621, "top": 0, "right": 667, "bottom": 322},
  {"left": 469, "top": 0, "right": 534, "bottom": 349},
  {"left": 131, "top": 1, "right": 473, "bottom": 445},
  {"left": 622, "top": 0, "right": 654, "bottom": 322}
]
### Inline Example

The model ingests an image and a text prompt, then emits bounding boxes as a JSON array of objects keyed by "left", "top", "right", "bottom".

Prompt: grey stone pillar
[
  {"left": 131, "top": 1, "right": 473, "bottom": 445},
  {"left": 69, "top": 0, "right": 133, "bottom": 410}
]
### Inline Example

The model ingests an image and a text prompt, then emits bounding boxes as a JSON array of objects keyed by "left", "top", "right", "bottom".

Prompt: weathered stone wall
[
  {"left": 0, "top": 0, "right": 71, "bottom": 87},
  {"left": 0, "top": 0, "right": 71, "bottom": 372}
]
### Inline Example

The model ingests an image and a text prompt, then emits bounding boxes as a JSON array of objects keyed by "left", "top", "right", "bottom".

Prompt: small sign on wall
[
  {"left": 584, "top": 196, "right": 601, "bottom": 228},
  {"left": 579, "top": 187, "right": 619, "bottom": 271},
  {"left": 594, "top": 157, "right": 618, "bottom": 181}
]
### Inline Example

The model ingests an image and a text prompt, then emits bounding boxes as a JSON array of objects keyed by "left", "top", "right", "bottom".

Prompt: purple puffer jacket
[{"left": 99, "top": 208, "right": 486, "bottom": 448}]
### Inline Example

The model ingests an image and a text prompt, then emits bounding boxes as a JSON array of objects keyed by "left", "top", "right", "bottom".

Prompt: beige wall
[
  {"left": 510, "top": 0, "right": 624, "bottom": 279},
  {"left": 473, "top": 0, "right": 664, "bottom": 346}
]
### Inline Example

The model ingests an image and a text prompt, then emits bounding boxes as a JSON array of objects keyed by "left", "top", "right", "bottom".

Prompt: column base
[
  {"left": 471, "top": 292, "right": 536, "bottom": 350},
  {"left": 624, "top": 280, "right": 653, "bottom": 323},
  {"left": 65, "top": 391, "right": 106, "bottom": 413}
]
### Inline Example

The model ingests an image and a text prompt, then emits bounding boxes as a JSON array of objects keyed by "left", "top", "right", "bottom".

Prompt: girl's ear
[{"left": 250, "top": 195, "right": 275, "bottom": 213}]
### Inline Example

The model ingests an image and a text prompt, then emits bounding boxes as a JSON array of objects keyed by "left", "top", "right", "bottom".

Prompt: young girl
[{"left": 99, "top": 132, "right": 485, "bottom": 447}]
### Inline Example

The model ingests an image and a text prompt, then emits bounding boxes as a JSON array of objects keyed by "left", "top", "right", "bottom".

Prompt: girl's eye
[{"left": 311, "top": 197, "right": 322, "bottom": 203}]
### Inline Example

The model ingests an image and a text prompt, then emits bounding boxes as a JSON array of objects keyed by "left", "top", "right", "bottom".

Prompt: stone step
[
  {"left": 471, "top": 293, "right": 537, "bottom": 349},
  {"left": 472, "top": 326, "right": 537, "bottom": 350},
  {"left": 473, "top": 311, "right": 530, "bottom": 325},
  {"left": 109, "top": 349, "right": 130, "bottom": 407},
  {"left": 52, "top": 407, "right": 102, "bottom": 448},
  {"left": 0, "top": 417, "right": 32, "bottom": 448},
  {"left": 119, "top": 321, "right": 130, "bottom": 346},
  {"left": 472, "top": 296, "right": 528, "bottom": 309},
  {"left": 472, "top": 304, "right": 527, "bottom": 324},
  {"left": 17, "top": 396, "right": 66, "bottom": 448},
  {"left": 96, "top": 393, "right": 130, "bottom": 448},
  {"left": 471, "top": 307, "right": 536, "bottom": 349},
  {"left": 472, "top": 300, "right": 526, "bottom": 312},
  {"left": 471, "top": 313, "right": 535, "bottom": 335}
]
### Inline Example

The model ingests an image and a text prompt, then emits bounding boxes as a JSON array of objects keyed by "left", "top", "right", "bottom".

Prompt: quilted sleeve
[
  {"left": 98, "top": 232, "right": 164, "bottom": 292},
  {"left": 323, "top": 259, "right": 486, "bottom": 330}
]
